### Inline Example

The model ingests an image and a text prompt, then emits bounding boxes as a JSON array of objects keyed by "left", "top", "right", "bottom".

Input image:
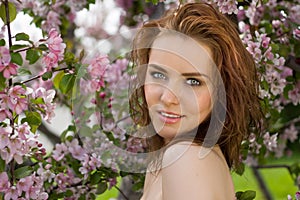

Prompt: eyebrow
[
  {"left": 148, "top": 64, "right": 168, "bottom": 73},
  {"left": 148, "top": 63, "right": 205, "bottom": 77}
]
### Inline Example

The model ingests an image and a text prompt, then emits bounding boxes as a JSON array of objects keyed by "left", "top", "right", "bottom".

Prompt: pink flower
[
  {"left": 47, "top": 29, "right": 65, "bottom": 54},
  {"left": 52, "top": 143, "right": 68, "bottom": 161},
  {"left": 42, "top": 29, "right": 66, "bottom": 70},
  {"left": 42, "top": 11, "right": 61, "bottom": 32},
  {"left": 67, "top": 139, "right": 86, "bottom": 161},
  {"left": 0, "top": 63, "right": 18, "bottom": 78},
  {"left": 0, "top": 127, "right": 10, "bottom": 149},
  {"left": 0, "top": 172, "right": 10, "bottom": 192},
  {"left": 17, "top": 176, "right": 34, "bottom": 196},
  {"left": 288, "top": 84, "right": 300, "bottom": 106},
  {"left": 283, "top": 124, "right": 298, "bottom": 142},
  {"left": 263, "top": 132, "right": 278, "bottom": 151},
  {"left": 87, "top": 54, "right": 110, "bottom": 79},
  {"left": 4, "top": 186, "right": 18, "bottom": 200},
  {"left": 8, "top": 85, "right": 28, "bottom": 115},
  {"left": 0, "top": 108, "right": 12, "bottom": 121},
  {"left": 293, "top": 28, "right": 300, "bottom": 40},
  {"left": 42, "top": 52, "right": 59, "bottom": 70},
  {"left": 17, "top": 122, "right": 31, "bottom": 140},
  {"left": 0, "top": 46, "right": 11, "bottom": 66},
  {"left": 34, "top": 87, "right": 56, "bottom": 123}
]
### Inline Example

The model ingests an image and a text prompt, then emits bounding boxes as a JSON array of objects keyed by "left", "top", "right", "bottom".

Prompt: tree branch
[
  {"left": 285, "top": 55, "right": 300, "bottom": 72},
  {"left": 38, "top": 122, "right": 61, "bottom": 144}
]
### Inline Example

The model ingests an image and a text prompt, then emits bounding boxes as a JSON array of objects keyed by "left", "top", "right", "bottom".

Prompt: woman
[{"left": 129, "top": 2, "right": 262, "bottom": 199}]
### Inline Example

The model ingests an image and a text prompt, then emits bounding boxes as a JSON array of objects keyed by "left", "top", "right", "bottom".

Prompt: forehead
[{"left": 149, "top": 34, "right": 213, "bottom": 76}]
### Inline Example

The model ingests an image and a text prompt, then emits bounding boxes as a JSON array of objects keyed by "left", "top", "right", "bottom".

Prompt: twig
[
  {"left": 114, "top": 185, "right": 130, "bottom": 200},
  {"left": 21, "top": 67, "right": 69, "bottom": 84},
  {"left": 251, "top": 166, "right": 273, "bottom": 200}
]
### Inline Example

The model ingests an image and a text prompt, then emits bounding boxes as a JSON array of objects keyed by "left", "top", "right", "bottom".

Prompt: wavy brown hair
[{"left": 129, "top": 2, "right": 262, "bottom": 170}]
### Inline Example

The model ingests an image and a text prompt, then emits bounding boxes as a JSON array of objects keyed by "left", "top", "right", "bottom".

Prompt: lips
[{"left": 158, "top": 111, "right": 184, "bottom": 124}]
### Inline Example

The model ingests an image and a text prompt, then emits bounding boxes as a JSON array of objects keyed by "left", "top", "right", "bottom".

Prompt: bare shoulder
[{"left": 161, "top": 142, "right": 235, "bottom": 200}]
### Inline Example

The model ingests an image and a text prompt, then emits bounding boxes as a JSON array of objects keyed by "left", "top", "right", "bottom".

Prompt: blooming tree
[{"left": 0, "top": 0, "right": 299, "bottom": 200}]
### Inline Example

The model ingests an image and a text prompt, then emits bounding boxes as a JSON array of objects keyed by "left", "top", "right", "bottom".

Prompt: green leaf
[
  {"left": 15, "top": 32, "right": 30, "bottom": 41},
  {"left": 42, "top": 71, "right": 53, "bottom": 81},
  {"left": 145, "top": 0, "right": 158, "bottom": 4},
  {"left": 0, "top": 39, "right": 5, "bottom": 46},
  {"left": 0, "top": 73, "right": 6, "bottom": 90},
  {"left": 26, "top": 49, "right": 40, "bottom": 64},
  {"left": 0, "top": 157, "right": 5, "bottom": 172},
  {"left": 0, "top": 2, "right": 17, "bottom": 24},
  {"left": 65, "top": 190, "right": 73, "bottom": 197},
  {"left": 235, "top": 162, "right": 245, "bottom": 176},
  {"left": 96, "top": 182, "right": 108, "bottom": 194},
  {"left": 59, "top": 74, "right": 75, "bottom": 94},
  {"left": 90, "top": 171, "right": 102, "bottom": 185},
  {"left": 53, "top": 71, "right": 65, "bottom": 90},
  {"left": 79, "top": 126, "right": 93, "bottom": 137},
  {"left": 21, "top": 111, "right": 42, "bottom": 133},
  {"left": 31, "top": 97, "right": 44, "bottom": 104},
  {"left": 236, "top": 190, "right": 256, "bottom": 200},
  {"left": 15, "top": 166, "right": 33, "bottom": 179},
  {"left": 10, "top": 44, "right": 28, "bottom": 51},
  {"left": 11, "top": 52, "right": 23, "bottom": 66},
  {"left": 18, "top": 67, "right": 32, "bottom": 76},
  {"left": 132, "top": 181, "right": 144, "bottom": 191},
  {"left": 38, "top": 44, "right": 48, "bottom": 51},
  {"left": 294, "top": 42, "right": 300, "bottom": 57}
]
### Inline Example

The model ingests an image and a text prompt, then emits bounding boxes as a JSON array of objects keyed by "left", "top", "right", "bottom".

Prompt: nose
[{"left": 160, "top": 86, "right": 179, "bottom": 106}]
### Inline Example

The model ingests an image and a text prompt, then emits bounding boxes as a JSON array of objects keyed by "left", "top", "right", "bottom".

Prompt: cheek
[
  {"left": 193, "top": 91, "right": 213, "bottom": 118},
  {"left": 144, "top": 84, "right": 157, "bottom": 106}
]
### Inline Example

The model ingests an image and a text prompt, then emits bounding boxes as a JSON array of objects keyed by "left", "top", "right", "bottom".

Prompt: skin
[
  {"left": 144, "top": 34, "right": 213, "bottom": 143},
  {"left": 141, "top": 35, "right": 236, "bottom": 200}
]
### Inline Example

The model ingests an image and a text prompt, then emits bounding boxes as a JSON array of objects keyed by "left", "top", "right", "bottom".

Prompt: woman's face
[{"left": 144, "top": 34, "right": 213, "bottom": 142}]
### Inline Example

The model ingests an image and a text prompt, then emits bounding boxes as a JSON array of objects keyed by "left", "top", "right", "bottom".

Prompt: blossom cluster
[
  {"left": 17, "top": 0, "right": 89, "bottom": 32},
  {"left": 42, "top": 29, "right": 66, "bottom": 71},
  {"left": 0, "top": 46, "right": 18, "bottom": 78}
]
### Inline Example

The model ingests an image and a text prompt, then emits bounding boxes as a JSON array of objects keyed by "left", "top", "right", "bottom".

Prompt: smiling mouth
[{"left": 159, "top": 111, "right": 183, "bottom": 118}]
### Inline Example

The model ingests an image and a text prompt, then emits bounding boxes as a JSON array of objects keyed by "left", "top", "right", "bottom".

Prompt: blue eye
[
  {"left": 151, "top": 72, "right": 166, "bottom": 80},
  {"left": 186, "top": 78, "right": 201, "bottom": 86}
]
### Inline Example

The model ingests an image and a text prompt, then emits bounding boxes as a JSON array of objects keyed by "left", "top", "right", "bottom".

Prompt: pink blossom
[
  {"left": 261, "top": 34, "right": 271, "bottom": 48},
  {"left": 115, "top": 0, "right": 134, "bottom": 10},
  {"left": 213, "top": 0, "right": 238, "bottom": 15},
  {"left": 4, "top": 186, "right": 18, "bottom": 200},
  {"left": 52, "top": 143, "right": 68, "bottom": 161},
  {"left": 289, "top": 5, "right": 300, "bottom": 24},
  {"left": 108, "top": 177, "right": 117, "bottom": 189},
  {"left": 293, "top": 28, "right": 300, "bottom": 40},
  {"left": 0, "top": 46, "right": 11, "bottom": 66},
  {"left": 67, "top": 139, "right": 86, "bottom": 161},
  {"left": 17, "top": 176, "right": 34, "bottom": 196},
  {"left": 263, "top": 132, "right": 278, "bottom": 151},
  {"left": 0, "top": 172, "right": 10, "bottom": 192},
  {"left": 296, "top": 191, "right": 300, "bottom": 200},
  {"left": 8, "top": 85, "right": 26, "bottom": 97},
  {"left": 264, "top": 47, "right": 274, "bottom": 60},
  {"left": 42, "top": 51, "right": 59, "bottom": 70},
  {"left": 0, "top": 63, "right": 18, "bottom": 78},
  {"left": 288, "top": 83, "right": 300, "bottom": 106},
  {"left": 17, "top": 122, "right": 31, "bottom": 140},
  {"left": 42, "top": 11, "right": 61, "bottom": 32},
  {"left": 0, "top": 127, "right": 10, "bottom": 148},
  {"left": 87, "top": 54, "right": 110, "bottom": 79},
  {"left": 33, "top": 87, "right": 56, "bottom": 123},
  {"left": 47, "top": 29, "right": 66, "bottom": 56},
  {"left": 0, "top": 108, "right": 12, "bottom": 121},
  {"left": 283, "top": 124, "right": 298, "bottom": 142},
  {"left": 42, "top": 29, "right": 66, "bottom": 70}
]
